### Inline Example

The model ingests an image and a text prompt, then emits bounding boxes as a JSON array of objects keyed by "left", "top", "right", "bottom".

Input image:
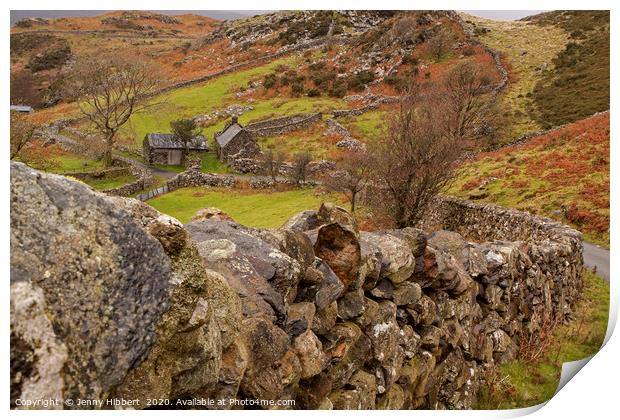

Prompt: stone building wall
[{"left": 11, "top": 164, "right": 584, "bottom": 410}]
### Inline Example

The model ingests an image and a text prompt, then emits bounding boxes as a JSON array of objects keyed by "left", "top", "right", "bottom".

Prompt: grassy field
[
  {"left": 119, "top": 55, "right": 347, "bottom": 148},
  {"left": 83, "top": 173, "right": 137, "bottom": 190},
  {"left": 21, "top": 143, "right": 105, "bottom": 174},
  {"left": 146, "top": 186, "right": 343, "bottom": 227},
  {"left": 475, "top": 270, "right": 609, "bottom": 409},
  {"left": 339, "top": 110, "right": 389, "bottom": 141},
  {"left": 461, "top": 13, "right": 569, "bottom": 140},
  {"left": 257, "top": 119, "right": 339, "bottom": 160},
  {"left": 50, "top": 154, "right": 105, "bottom": 173},
  {"left": 450, "top": 112, "right": 609, "bottom": 247},
  {"left": 526, "top": 11, "right": 610, "bottom": 128}
]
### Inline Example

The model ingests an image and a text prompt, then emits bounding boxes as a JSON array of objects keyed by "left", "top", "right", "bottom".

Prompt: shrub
[
  {"left": 328, "top": 81, "right": 347, "bottom": 98},
  {"left": 27, "top": 44, "right": 72, "bottom": 72},
  {"left": 14, "top": 19, "right": 32, "bottom": 28},
  {"left": 307, "top": 88, "right": 321, "bottom": 97},
  {"left": 263, "top": 73, "right": 277, "bottom": 89},
  {"left": 346, "top": 70, "right": 374, "bottom": 91},
  {"left": 291, "top": 81, "right": 304, "bottom": 96},
  {"left": 402, "top": 53, "right": 418, "bottom": 65}
]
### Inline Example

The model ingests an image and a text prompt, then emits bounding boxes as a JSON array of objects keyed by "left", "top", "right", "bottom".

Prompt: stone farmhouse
[
  {"left": 214, "top": 116, "right": 260, "bottom": 162},
  {"left": 143, "top": 133, "right": 209, "bottom": 165}
]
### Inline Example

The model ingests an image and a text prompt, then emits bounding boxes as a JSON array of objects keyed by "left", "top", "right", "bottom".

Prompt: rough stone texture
[
  {"left": 10, "top": 163, "right": 240, "bottom": 409},
  {"left": 11, "top": 166, "right": 583, "bottom": 410},
  {"left": 245, "top": 113, "right": 322, "bottom": 137}
]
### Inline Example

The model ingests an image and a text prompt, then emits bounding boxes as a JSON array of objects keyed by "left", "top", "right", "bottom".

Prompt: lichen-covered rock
[
  {"left": 337, "top": 288, "right": 366, "bottom": 320},
  {"left": 287, "top": 302, "right": 316, "bottom": 337},
  {"left": 191, "top": 207, "right": 234, "bottom": 222},
  {"left": 187, "top": 220, "right": 302, "bottom": 307},
  {"left": 10, "top": 163, "right": 241, "bottom": 409},
  {"left": 10, "top": 164, "right": 174, "bottom": 406},
  {"left": 195, "top": 238, "right": 283, "bottom": 321},
  {"left": 329, "top": 370, "right": 376, "bottom": 410},
  {"left": 238, "top": 318, "right": 301, "bottom": 400},
  {"left": 393, "top": 282, "right": 422, "bottom": 306},
  {"left": 293, "top": 330, "right": 329, "bottom": 379},
  {"left": 296, "top": 258, "right": 345, "bottom": 310},
  {"left": 281, "top": 210, "right": 320, "bottom": 232},
  {"left": 312, "top": 301, "right": 338, "bottom": 337},
  {"left": 361, "top": 232, "right": 416, "bottom": 283},
  {"left": 317, "top": 202, "right": 358, "bottom": 232},
  {"left": 377, "top": 383, "right": 405, "bottom": 409}
]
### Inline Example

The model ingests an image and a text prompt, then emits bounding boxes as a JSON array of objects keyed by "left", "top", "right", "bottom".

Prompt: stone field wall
[
  {"left": 11, "top": 163, "right": 583, "bottom": 410},
  {"left": 245, "top": 113, "right": 323, "bottom": 137}
]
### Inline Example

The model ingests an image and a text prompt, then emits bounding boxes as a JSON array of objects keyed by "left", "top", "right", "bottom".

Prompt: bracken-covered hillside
[{"left": 450, "top": 112, "right": 610, "bottom": 247}]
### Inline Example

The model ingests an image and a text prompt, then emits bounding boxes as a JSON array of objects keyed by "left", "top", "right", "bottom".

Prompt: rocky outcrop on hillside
[{"left": 11, "top": 164, "right": 583, "bottom": 410}]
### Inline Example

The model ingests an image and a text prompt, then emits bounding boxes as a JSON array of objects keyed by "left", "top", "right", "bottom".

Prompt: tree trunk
[
  {"left": 350, "top": 190, "right": 357, "bottom": 213},
  {"left": 104, "top": 132, "right": 115, "bottom": 167}
]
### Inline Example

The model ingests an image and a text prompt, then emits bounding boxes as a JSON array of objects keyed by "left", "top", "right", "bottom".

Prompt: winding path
[{"left": 583, "top": 242, "right": 610, "bottom": 283}]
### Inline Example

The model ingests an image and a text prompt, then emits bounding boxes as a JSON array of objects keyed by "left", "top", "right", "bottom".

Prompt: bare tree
[
  {"left": 323, "top": 150, "right": 371, "bottom": 212},
  {"left": 261, "top": 148, "right": 285, "bottom": 182},
  {"left": 367, "top": 84, "right": 464, "bottom": 228},
  {"left": 291, "top": 151, "right": 312, "bottom": 185},
  {"left": 70, "top": 56, "right": 160, "bottom": 166},
  {"left": 10, "top": 113, "right": 36, "bottom": 160},
  {"left": 426, "top": 27, "right": 455, "bottom": 61},
  {"left": 441, "top": 61, "right": 497, "bottom": 144}
]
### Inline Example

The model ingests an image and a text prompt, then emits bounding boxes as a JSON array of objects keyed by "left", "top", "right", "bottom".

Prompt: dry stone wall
[
  {"left": 245, "top": 113, "right": 323, "bottom": 137},
  {"left": 11, "top": 165, "right": 583, "bottom": 410}
]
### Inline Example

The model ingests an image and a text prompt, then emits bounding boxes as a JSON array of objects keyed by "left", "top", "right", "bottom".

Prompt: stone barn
[
  {"left": 214, "top": 117, "right": 260, "bottom": 162},
  {"left": 143, "top": 133, "right": 209, "bottom": 165}
]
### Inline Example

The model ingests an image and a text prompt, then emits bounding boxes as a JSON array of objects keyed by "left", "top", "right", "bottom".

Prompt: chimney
[{"left": 231, "top": 116, "right": 238, "bottom": 124}]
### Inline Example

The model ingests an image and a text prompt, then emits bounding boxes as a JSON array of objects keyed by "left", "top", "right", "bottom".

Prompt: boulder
[
  {"left": 187, "top": 220, "right": 302, "bottom": 306},
  {"left": 360, "top": 232, "right": 416, "bottom": 283},
  {"left": 377, "top": 383, "right": 405, "bottom": 409},
  {"left": 238, "top": 318, "right": 300, "bottom": 400},
  {"left": 312, "top": 301, "right": 338, "bottom": 337},
  {"left": 196, "top": 238, "right": 283, "bottom": 321},
  {"left": 386, "top": 227, "right": 427, "bottom": 257},
  {"left": 317, "top": 202, "right": 358, "bottom": 232},
  {"left": 191, "top": 207, "right": 234, "bottom": 222},
  {"left": 286, "top": 302, "right": 316, "bottom": 337},
  {"left": 10, "top": 163, "right": 241, "bottom": 408},
  {"left": 427, "top": 230, "right": 466, "bottom": 256},
  {"left": 337, "top": 288, "right": 366, "bottom": 320},
  {"left": 293, "top": 330, "right": 329, "bottom": 379},
  {"left": 314, "top": 223, "right": 361, "bottom": 289},
  {"left": 323, "top": 322, "right": 372, "bottom": 389},
  {"left": 393, "top": 282, "right": 422, "bottom": 306},
  {"left": 281, "top": 210, "right": 320, "bottom": 232}
]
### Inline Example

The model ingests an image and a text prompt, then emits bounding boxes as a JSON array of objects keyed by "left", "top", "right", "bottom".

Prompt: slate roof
[
  {"left": 215, "top": 123, "right": 244, "bottom": 148},
  {"left": 145, "top": 133, "right": 209, "bottom": 150},
  {"left": 10, "top": 105, "right": 33, "bottom": 113}
]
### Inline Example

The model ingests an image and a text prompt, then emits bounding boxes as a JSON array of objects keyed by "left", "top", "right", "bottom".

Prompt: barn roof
[
  {"left": 215, "top": 123, "right": 244, "bottom": 148},
  {"left": 145, "top": 133, "right": 209, "bottom": 150}
]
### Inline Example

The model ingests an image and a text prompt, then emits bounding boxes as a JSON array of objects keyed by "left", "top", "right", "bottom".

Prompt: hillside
[
  {"left": 461, "top": 11, "right": 609, "bottom": 140},
  {"left": 450, "top": 112, "right": 610, "bottom": 247},
  {"left": 10, "top": 11, "right": 218, "bottom": 108},
  {"left": 524, "top": 11, "right": 610, "bottom": 128}
]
